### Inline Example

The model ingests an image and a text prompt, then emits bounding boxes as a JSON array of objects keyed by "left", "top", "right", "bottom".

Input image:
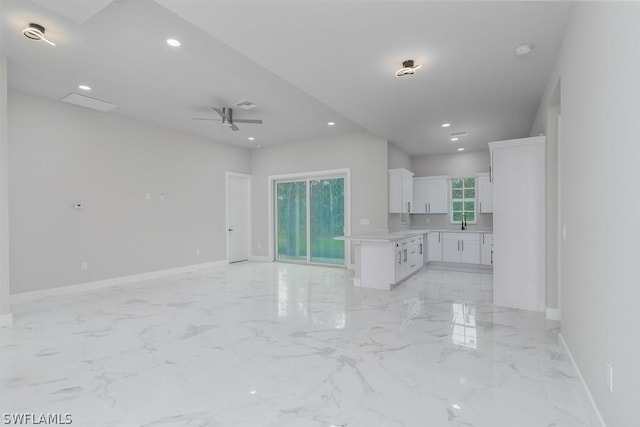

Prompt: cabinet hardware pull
[
  {"left": 480, "top": 202, "right": 482, "bottom": 212},
  {"left": 491, "top": 250, "right": 493, "bottom": 265},
  {"left": 457, "top": 240, "right": 460, "bottom": 251},
  {"left": 419, "top": 243, "right": 423, "bottom": 254},
  {"left": 482, "top": 233, "right": 485, "bottom": 244},
  {"left": 438, "top": 232, "right": 441, "bottom": 243},
  {"left": 425, "top": 203, "right": 427, "bottom": 213},
  {"left": 462, "top": 240, "right": 464, "bottom": 251},
  {"left": 408, "top": 202, "right": 411, "bottom": 212},
  {"left": 404, "top": 249, "right": 408, "bottom": 262}
]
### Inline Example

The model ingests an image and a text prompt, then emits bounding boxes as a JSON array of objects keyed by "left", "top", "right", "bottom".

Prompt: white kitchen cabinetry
[
  {"left": 427, "top": 231, "right": 442, "bottom": 262},
  {"left": 389, "top": 168, "right": 414, "bottom": 213},
  {"left": 476, "top": 173, "right": 493, "bottom": 213},
  {"left": 359, "top": 233, "right": 423, "bottom": 290},
  {"left": 480, "top": 233, "right": 493, "bottom": 266},
  {"left": 441, "top": 232, "right": 480, "bottom": 264},
  {"left": 411, "top": 176, "right": 449, "bottom": 213},
  {"left": 490, "top": 136, "right": 545, "bottom": 312}
]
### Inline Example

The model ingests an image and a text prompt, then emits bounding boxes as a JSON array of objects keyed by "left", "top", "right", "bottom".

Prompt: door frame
[
  {"left": 225, "top": 171, "right": 252, "bottom": 264},
  {"left": 268, "top": 168, "right": 351, "bottom": 267}
]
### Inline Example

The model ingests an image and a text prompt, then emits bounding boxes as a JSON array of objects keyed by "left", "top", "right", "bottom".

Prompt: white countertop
[{"left": 337, "top": 228, "right": 493, "bottom": 243}]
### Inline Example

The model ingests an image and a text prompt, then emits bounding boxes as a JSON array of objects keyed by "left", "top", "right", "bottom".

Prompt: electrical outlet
[
  {"left": 81, "top": 262, "right": 88, "bottom": 271},
  {"left": 425, "top": 217, "right": 430, "bottom": 224},
  {"left": 195, "top": 249, "right": 200, "bottom": 256},
  {"left": 606, "top": 362, "right": 613, "bottom": 392}
]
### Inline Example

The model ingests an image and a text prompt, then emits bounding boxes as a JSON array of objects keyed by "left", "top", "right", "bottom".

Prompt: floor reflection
[{"left": 451, "top": 303, "right": 477, "bottom": 349}]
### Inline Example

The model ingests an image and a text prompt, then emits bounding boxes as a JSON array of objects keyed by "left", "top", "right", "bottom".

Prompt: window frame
[{"left": 450, "top": 177, "right": 477, "bottom": 224}]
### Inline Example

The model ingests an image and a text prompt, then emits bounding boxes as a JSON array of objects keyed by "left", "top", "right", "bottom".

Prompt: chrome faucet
[{"left": 461, "top": 214, "right": 467, "bottom": 230}]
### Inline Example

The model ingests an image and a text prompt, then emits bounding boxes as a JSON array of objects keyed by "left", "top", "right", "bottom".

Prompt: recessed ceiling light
[
  {"left": 395, "top": 59, "right": 422, "bottom": 77},
  {"left": 23, "top": 23, "right": 55, "bottom": 46},
  {"left": 515, "top": 44, "right": 533, "bottom": 56},
  {"left": 451, "top": 137, "right": 459, "bottom": 142},
  {"left": 256, "top": 144, "right": 262, "bottom": 149},
  {"left": 458, "top": 148, "right": 465, "bottom": 152},
  {"left": 327, "top": 122, "right": 335, "bottom": 126},
  {"left": 441, "top": 123, "right": 451, "bottom": 128},
  {"left": 78, "top": 85, "right": 91, "bottom": 91},
  {"left": 166, "top": 38, "right": 181, "bottom": 47},
  {"left": 248, "top": 137, "right": 255, "bottom": 141}
]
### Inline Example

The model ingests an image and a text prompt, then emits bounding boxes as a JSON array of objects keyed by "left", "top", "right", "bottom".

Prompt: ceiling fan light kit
[
  {"left": 192, "top": 106, "right": 263, "bottom": 132},
  {"left": 395, "top": 59, "right": 421, "bottom": 77},
  {"left": 23, "top": 23, "right": 56, "bottom": 46}
]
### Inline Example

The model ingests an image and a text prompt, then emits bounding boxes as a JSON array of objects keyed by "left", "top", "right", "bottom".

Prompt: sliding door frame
[{"left": 268, "top": 168, "right": 351, "bottom": 267}]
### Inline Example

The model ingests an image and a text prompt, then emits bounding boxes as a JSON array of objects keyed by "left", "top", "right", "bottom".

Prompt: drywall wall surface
[
  {"left": 0, "top": 57, "right": 9, "bottom": 315},
  {"left": 8, "top": 91, "right": 251, "bottom": 293},
  {"left": 535, "top": 3, "right": 640, "bottom": 425},
  {"left": 410, "top": 151, "right": 492, "bottom": 229},
  {"left": 250, "top": 131, "right": 388, "bottom": 257}
]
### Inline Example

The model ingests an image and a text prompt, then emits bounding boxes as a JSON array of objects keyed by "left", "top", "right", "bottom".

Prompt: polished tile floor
[{"left": 1, "top": 263, "right": 600, "bottom": 427}]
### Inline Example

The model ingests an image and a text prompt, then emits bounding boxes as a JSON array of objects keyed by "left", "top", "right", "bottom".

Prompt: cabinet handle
[
  {"left": 462, "top": 240, "right": 464, "bottom": 251},
  {"left": 404, "top": 249, "right": 408, "bottom": 262},
  {"left": 491, "top": 250, "right": 493, "bottom": 265},
  {"left": 457, "top": 240, "right": 460, "bottom": 251},
  {"left": 419, "top": 243, "right": 423, "bottom": 254},
  {"left": 408, "top": 202, "right": 411, "bottom": 212},
  {"left": 482, "top": 233, "right": 485, "bottom": 244},
  {"left": 425, "top": 203, "right": 427, "bottom": 213},
  {"left": 479, "top": 202, "right": 482, "bottom": 213},
  {"left": 398, "top": 251, "right": 402, "bottom": 264},
  {"left": 438, "top": 232, "right": 441, "bottom": 243},
  {"left": 428, "top": 203, "right": 431, "bottom": 213}
]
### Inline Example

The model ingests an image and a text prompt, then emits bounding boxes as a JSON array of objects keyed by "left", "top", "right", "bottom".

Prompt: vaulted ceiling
[{"left": 1, "top": 0, "right": 572, "bottom": 155}]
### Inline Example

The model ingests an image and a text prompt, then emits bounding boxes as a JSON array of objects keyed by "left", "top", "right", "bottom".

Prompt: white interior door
[{"left": 227, "top": 174, "right": 250, "bottom": 263}]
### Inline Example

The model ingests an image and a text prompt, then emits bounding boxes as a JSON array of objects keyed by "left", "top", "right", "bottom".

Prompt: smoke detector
[
  {"left": 395, "top": 59, "right": 422, "bottom": 77},
  {"left": 23, "top": 23, "right": 55, "bottom": 46}
]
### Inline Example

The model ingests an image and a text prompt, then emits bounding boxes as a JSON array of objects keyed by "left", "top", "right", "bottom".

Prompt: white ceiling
[{"left": 0, "top": 0, "right": 573, "bottom": 155}]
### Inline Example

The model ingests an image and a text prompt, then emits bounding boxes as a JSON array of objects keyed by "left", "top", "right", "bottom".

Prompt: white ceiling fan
[{"left": 192, "top": 107, "right": 263, "bottom": 131}]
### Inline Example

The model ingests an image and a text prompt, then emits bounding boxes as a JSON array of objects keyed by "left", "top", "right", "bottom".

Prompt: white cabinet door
[
  {"left": 412, "top": 179, "right": 427, "bottom": 213},
  {"left": 426, "top": 177, "right": 449, "bottom": 213},
  {"left": 460, "top": 237, "right": 480, "bottom": 264},
  {"left": 427, "top": 232, "right": 442, "bottom": 262},
  {"left": 389, "top": 168, "right": 414, "bottom": 213},
  {"left": 481, "top": 233, "right": 493, "bottom": 265},
  {"left": 442, "top": 236, "right": 460, "bottom": 262},
  {"left": 477, "top": 173, "right": 493, "bottom": 213}
]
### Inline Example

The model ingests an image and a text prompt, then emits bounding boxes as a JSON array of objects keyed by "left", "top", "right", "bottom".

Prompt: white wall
[
  {"left": 0, "top": 57, "right": 10, "bottom": 321},
  {"left": 8, "top": 91, "right": 251, "bottom": 294},
  {"left": 250, "top": 131, "right": 388, "bottom": 257},
  {"left": 410, "top": 151, "right": 493, "bottom": 229},
  {"left": 532, "top": 3, "right": 640, "bottom": 425}
]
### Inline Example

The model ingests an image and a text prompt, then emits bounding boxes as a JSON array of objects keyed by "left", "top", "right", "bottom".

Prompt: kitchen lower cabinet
[
  {"left": 360, "top": 234, "right": 424, "bottom": 290},
  {"left": 481, "top": 233, "right": 493, "bottom": 265},
  {"left": 441, "top": 232, "right": 480, "bottom": 264},
  {"left": 427, "top": 231, "right": 442, "bottom": 262}
]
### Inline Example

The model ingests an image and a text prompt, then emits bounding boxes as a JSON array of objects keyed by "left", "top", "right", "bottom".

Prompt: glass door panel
[
  {"left": 276, "top": 181, "right": 307, "bottom": 261},
  {"left": 310, "top": 178, "right": 345, "bottom": 265}
]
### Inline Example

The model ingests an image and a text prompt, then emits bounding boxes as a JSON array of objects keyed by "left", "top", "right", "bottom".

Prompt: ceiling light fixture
[
  {"left": 451, "top": 137, "right": 459, "bottom": 142},
  {"left": 166, "top": 38, "right": 181, "bottom": 47},
  {"left": 395, "top": 59, "right": 422, "bottom": 77},
  {"left": 23, "top": 23, "right": 55, "bottom": 46},
  {"left": 78, "top": 85, "right": 92, "bottom": 91},
  {"left": 515, "top": 44, "right": 533, "bottom": 56},
  {"left": 327, "top": 122, "right": 335, "bottom": 126},
  {"left": 458, "top": 148, "right": 465, "bottom": 152},
  {"left": 441, "top": 123, "right": 451, "bottom": 128}
]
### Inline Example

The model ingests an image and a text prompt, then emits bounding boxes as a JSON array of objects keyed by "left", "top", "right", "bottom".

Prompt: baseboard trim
[
  {"left": 426, "top": 261, "right": 493, "bottom": 274},
  {"left": 558, "top": 333, "right": 607, "bottom": 427},
  {"left": 546, "top": 307, "right": 561, "bottom": 321},
  {"left": 0, "top": 312, "right": 13, "bottom": 328},
  {"left": 11, "top": 260, "right": 227, "bottom": 304},
  {"left": 249, "top": 256, "right": 272, "bottom": 262}
]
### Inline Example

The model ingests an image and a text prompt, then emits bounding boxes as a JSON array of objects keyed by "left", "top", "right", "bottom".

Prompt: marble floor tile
[{"left": 0, "top": 263, "right": 601, "bottom": 426}]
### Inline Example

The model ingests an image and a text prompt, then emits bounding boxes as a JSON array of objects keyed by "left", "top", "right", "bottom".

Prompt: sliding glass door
[{"left": 276, "top": 176, "right": 345, "bottom": 266}]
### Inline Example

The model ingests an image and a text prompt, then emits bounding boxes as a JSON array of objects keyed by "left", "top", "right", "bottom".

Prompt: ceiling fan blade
[
  {"left": 229, "top": 123, "right": 240, "bottom": 131},
  {"left": 192, "top": 117, "right": 222, "bottom": 121},
  {"left": 212, "top": 107, "right": 225, "bottom": 118},
  {"left": 232, "top": 119, "right": 263, "bottom": 124}
]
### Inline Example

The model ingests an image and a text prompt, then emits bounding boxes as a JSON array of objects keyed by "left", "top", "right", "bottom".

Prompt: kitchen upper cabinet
[
  {"left": 441, "top": 232, "right": 480, "bottom": 264},
  {"left": 389, "top": 168, "right": 414, "bottom": 213},
  {"left": 411, "top": 176, "right": 449, "bottom": 214},
  {"left": 477, "top": 173, "right": 493, "bottom": 213},
  {"left": 427, "top": 231, "right": 442, "bottom": 262},
  {"left": 481, "top": 233, "right": 493, "bottom": 266}
]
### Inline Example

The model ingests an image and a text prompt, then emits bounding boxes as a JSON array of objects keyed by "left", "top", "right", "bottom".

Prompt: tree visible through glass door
[
  {"left": 310, "top": 178, "right": 345, "bottom": 265},
  {"left": 276, "top": 181, "right": 307, "bottom": 261}
]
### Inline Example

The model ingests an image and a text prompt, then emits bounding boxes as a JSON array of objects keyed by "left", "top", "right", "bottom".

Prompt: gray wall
[
  {"left": 0, "top": 57, "right": 9, "bottom": 315},
  {"left": 410, "top": 151, "right": 493, "bottom": 229},
  {"left": 532, "top": 3, "right": 640, "bottom": 425},
  {"left": 8, "top": 91, "right": 251, "bottom": 294},
  {"left": 250, "top": 131, "right": 388, "bottom": 257}
]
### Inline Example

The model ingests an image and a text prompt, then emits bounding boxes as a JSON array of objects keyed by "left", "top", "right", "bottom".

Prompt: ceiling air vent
[
  {"left": 60, "top": 93, "right": 117, "bottom": 112},
  {"left": 449, "top": 131, "right": 469, "bottom": 138},
  {"left": 233, "top": 99, "right": 257, "bottom": 110}
]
